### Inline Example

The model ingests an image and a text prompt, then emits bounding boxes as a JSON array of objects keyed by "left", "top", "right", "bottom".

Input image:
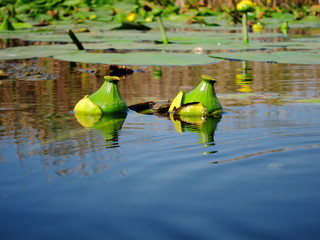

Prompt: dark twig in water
[{"left": 68, "top": 29, "right": 84, "bottom": 50}]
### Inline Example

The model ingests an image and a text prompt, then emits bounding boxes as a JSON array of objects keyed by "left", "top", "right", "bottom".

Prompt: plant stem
[
  {"left": 156, "top": 16, "right": 169, "bottom": 44},
  {"left": 68, "top": 29, "right": 84, "bottom": 50},
  {"left": 242, "top": 13, "right": 249, "bottom": 44}
]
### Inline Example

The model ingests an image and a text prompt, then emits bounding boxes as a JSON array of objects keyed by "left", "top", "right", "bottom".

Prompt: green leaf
[
  {"left": 54, "top": 51, "right": 223, "bottom": 66},
  {"left": 210, "top": 50, "right": 320, "bottom": 65},
  {"left": 0, "top": 44, "right": 76, "bottom": 60},
  {"left": 12, "top": 22, "right": 33, "bottom": 29}
]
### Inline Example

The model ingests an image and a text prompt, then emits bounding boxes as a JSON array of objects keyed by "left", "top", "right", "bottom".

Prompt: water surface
[{"left": 0, "top": 57, "right": 320, "bottom": 240}]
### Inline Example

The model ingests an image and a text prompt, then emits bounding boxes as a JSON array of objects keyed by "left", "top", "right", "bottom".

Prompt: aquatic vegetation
[
  {"left": 0, "top": 16, "right": 15, "bottom": 31},
  {"left": 74, "top": 95, "right": 102, "bottom": 115},
  {"left": 210, "top": 51, "right": 320, "bottom": 65},
  {"left": 252, "top": 21, "right": 264, "bottom": 33},
  {"left": 88, "top": 75, "right": 127, "bottom": 114},
  {"left": 280, "top": 21, "right": 289, "bottom": 34},
  {"left": 169, "top": 75, "right": 223, "bottom": 117},
  {"left": 153, "top": 8, "right": 169, "bottom": 44},
  {"left": 236, "top": 0, "right": 254, "bottom": 44},
  {"left": 174, "top": 102, "right": 209, "bottom": 116},
  {"left": 74, "top": 75, "right": 127, "bottom": 115},
  {"left": 168, "top": 90, "right": 184, "bottom": 112},
  {"left": 53, "top": 51, "right": 223, "bottom": 66},
  {"left": 128, "top": 101, "right": 170, "bottom": 115}
]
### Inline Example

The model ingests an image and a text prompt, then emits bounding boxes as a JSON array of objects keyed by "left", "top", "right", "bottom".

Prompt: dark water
[{"left": 0, "top": 57, "right": 320, "bottom": 240}]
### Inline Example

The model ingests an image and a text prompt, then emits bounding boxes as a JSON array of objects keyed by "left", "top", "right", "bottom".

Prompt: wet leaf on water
[
  {"left": 210, "top": 50, "right": 320, "bottom": 65},
  {"left": 0, "top": 44, "right": 77, "bottom": 60},
  {"left": 128, "top": 101, "right": 170, "bottom": 115},
  {"left": 54, "top": 51, "right": 223, "bottom": 66}
]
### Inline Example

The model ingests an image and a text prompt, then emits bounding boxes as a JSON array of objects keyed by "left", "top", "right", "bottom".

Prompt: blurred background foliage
[{"left": 1, "top": 0, "right": 319, "bottom": 22}]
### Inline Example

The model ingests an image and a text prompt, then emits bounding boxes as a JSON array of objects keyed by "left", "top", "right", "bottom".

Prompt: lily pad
[
  {"left": 54, "top": 51, "right": 223, "bottom": 66},
  {"left": 0, "top": 44, "right": 77, "bottom": 60},
  {"left": 210, "top": 50, "right": 320, "bottom": 65}
]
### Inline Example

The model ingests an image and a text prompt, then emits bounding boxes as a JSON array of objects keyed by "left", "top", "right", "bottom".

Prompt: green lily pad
[
  {"left": 210, "top": 50, "right": 320, "bottom": 65},
  {"left": 54, "top": 51, "right": 223, "bottom": 66},
  {"left": 0, "top": 44, "right": 77, "bottom": 60}
]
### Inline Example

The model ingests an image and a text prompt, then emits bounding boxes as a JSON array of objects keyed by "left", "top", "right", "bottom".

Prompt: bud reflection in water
[
  {"left": 75, "top": 112, "right": 127, "bottom": 149},
  {"left": 236, "top": 61, "right": 253, "bottom": 93}
]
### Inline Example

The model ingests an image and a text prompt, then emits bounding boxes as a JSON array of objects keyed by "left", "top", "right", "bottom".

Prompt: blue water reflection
[
  {"left": 1, "top": 56, "right": 320, "bottom": 240},
  {"left": 1, "top": 101, "right": 320, "bottom": 240}
]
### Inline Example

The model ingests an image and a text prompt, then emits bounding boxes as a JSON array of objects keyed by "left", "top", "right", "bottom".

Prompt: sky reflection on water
[{"left": 0, "top": 58, "right": 320, "bottom": 240}]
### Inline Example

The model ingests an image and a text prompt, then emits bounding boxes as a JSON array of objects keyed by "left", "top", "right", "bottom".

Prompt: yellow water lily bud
[
  {"left": 252, "top": 22, "right": 264, "bottom": 33},
  {"left": 89, "top": 14, "right": 97, "bottom": 20},
  {"left": 74, "top": 95, "right": 102, "bottom": 115},
  {"left": 175, "top": 102, "right": 209, "bottom": 116},
  {"left": 236, "top": 0, "right": 254, "bottom": 13},
  {"left": 145, "top": 17, "right": 153, "bottom": 22},
  {"left": 126, "top": 12, "right": 136, "bottom": 22}
]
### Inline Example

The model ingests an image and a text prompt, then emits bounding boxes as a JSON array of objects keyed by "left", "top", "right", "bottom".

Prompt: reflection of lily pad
[
  {"left": 54, "top": 51, "right": 223, "bottom": 66},
  {"left": 210, "top": 50, "right": 320, "bottom": 65},
  {"left": 290, "top": 98, "right": 320, "bottom": 103}
]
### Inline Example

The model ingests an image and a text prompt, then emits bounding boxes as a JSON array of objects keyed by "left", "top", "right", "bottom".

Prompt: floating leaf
[
  {"left": 128, "top": 101, "right": 170, "bottom": 115},
  {"left": 210, "top": 50, "right": 320, "bottom": 65},
  {"left": 0, "top": 44, "right": 76, "bottom": 60},
  {"left": 54, "top": 51, "right": 223, "bottom": 66}
]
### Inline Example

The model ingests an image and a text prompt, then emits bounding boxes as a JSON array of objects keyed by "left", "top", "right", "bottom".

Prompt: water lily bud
[
  {"left": 74, "top": 95, "right": 102, "bottom": 115},
  {"left": 126, "top": 12, "right": 136, "bottom": 22},
  {"left": 252, "top": 21, "right": 264, "bottom": 33},
  {"left": 183, "top": 75, "right": 223, "bottom": 114},
  {"left": 88, "top": 76, "right": 127, "bottom": 114},
  {"left": 175, "top": 102, "right": 209, "bottom": 116},
  {"left": 236, "top": 0, "right": 254, "bottom": 13}
]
